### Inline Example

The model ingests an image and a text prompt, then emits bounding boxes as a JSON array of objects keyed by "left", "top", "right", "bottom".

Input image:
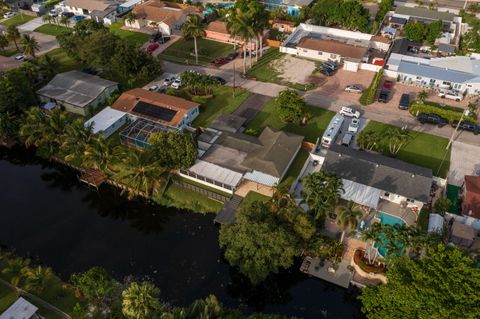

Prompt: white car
[
  {"left": 438, "top": 90, "right": 463, "bottom": 102},
  {"left": 148, "top": 85, "right": 159, "bottom": 92},
  {"left": 3, "top": 12, "right": 16, "bottom": 19},
  {"left": 14, "top": 55, "right": 25, "bottom": 61},
  {"left": 163, "top": 78, "right": 173, "bottom": 86},
  {"left": 348, "top": 118, "right": 360, "bottom": 134},
  {"left": 171, "top": 79, "right": 181, "bottom": 89},
  {"left": 344, "top": 85, "right": 363, "bottom": 94},
  {"left": 339, "top": 106, "right": 361, "bottom": 119}
]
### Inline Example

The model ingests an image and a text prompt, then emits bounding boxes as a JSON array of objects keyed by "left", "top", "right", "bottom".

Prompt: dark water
[{"left": 0, "top": 147, "right": 363, "bottom": 319}]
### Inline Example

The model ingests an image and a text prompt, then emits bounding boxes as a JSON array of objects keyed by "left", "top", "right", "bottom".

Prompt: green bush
[
  {"left": 409, "top": 102, "right": 476, "bottom": 123},
  {"left": 359, "top": 69, "right": 383, "bottom": 105}
]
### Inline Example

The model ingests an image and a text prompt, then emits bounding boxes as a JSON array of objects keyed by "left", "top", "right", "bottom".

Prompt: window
[
  {"left": 384, "top": 192, "right": 390, "bottom": 197},
  {"left": 416, "top": 76, "right": 422, "bottom": 80}
]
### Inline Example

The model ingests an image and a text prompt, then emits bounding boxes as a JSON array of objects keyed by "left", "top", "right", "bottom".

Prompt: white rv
[{"left": 321, "top": 114, "right": 344, "bottom": 148}]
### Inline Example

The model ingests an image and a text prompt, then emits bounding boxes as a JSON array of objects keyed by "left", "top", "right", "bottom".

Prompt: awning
[
  {"left": 188, "top": 160, "right": 243, "bottom": 188},
  {"left": 244, "top": 170, "right": 279, "bottom": 187},
  {"left": 341, "top": 179, "right": 381, "bottom": 209}
]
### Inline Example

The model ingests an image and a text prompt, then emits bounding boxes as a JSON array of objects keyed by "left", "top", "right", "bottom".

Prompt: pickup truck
[
  {"left": 378, "top": 80, "right": 393, "bottom": 103},
  {"left": 417, "top": 113, "right": 448, "bottom": 127},
  {"left": 438, "top": 90, "right": 463, "bottom": 102}
]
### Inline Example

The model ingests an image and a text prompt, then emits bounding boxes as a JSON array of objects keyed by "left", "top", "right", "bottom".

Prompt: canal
[{"left": 0, "top": 148, "right": 363, "bottom": 318}]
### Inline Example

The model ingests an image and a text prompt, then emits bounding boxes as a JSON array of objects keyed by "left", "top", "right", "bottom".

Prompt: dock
[
  {"left": 214, "top": 195, "right": 243, "bottom": 225},
  {"left": 300, "top": 256, "right": 354, "bottom": 288},
  {"left": 79, "top": 169, "right": 107, "bottom": 189}
]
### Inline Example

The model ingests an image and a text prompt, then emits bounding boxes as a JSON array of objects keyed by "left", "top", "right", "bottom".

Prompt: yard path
[{"left": 163, "top": 60, "right": 480, "bottom": 147}]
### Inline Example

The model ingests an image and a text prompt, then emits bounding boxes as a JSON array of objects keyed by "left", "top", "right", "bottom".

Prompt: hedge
[
  {"left": 360, "top": 69, "right": 383, "bottom": 105},
  {"left": 409, "top": 102, "right": 476, "bottom": 123}
]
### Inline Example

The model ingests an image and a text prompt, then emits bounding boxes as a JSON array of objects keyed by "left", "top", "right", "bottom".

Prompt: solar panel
[{"left": 132, "top": 101, "right": 178, "bottom": 122}]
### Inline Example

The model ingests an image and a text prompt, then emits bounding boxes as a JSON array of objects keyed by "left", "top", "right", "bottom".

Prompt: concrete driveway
[
  {"left": 28, "top": 31, "right": 59, "bottom": 55},
  {"left": 17, "top": 17, "right": 46, "bottom": 32},
  {"left": 0, "top": 55, "right": 22, "bottom": 72},
  {"left": 448, "top": 141, "right": 480, "bottom": 186}
]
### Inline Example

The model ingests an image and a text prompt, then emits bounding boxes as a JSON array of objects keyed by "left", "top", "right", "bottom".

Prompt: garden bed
[{"left": 353, "top": 249, "right": 386, "bottom": 274}]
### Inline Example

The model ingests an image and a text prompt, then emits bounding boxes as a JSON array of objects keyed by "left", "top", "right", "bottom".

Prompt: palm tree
[
  {"left": 385, "top": 127, "right": 411, "bottom": 155},
  {"left": 122, "top": 281, "right": 161, "bottom": 319},
  {"left": 417, "top": 90, "right": 428, "bottom": 104},
  {"left": 42, "top": 14, "right": 52, "bottom": 25},
  {"left": 22, "top": 265, "right": 54, "bottom": 294},
  {"left": 61, "top": 118, "right": 94, "bottom": 163},
  {"left": 0, "top": 34, "right": 8, "bottom": 54},
  {"left": 335, "top": 201, "right": 363, "bottom": 242},
  {"left": 182, "top": 14, "right": 205, "bottom": 65},
  {"left": 60, "top": 15, "right": 70, "bottom": 28},
  {"left": 21, "top": 34, "right": 40, "bottom": 58},
  {"left": 36, "top": 54, "right": 59, "bottom": 79},
  {"left": 6, "top": 25, "right": 20, "bottom": 51},
  {"left": 234, "top": 10, "right": 255, "bottom": 74},
  {"left": 225, "top": 8, "right": 240, "bottom": 51},
  {"left": 327, "top": 240, "right": 344, "bottom": 265},
  {"left": 85, "top": 135, "right": 116, "bottom": 173},
  {"left": 357, "top": 130, "right": 381, "bottom": 151},
  {"left": 1, "top": 257, "right": 30, "bottom": 287}
]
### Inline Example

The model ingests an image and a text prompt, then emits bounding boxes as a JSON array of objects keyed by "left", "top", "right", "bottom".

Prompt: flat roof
[
  {"left": 0, "top": 297, "right": 38, "bottom": 319},
  {"left": 84, "top": 106, "right": 127, "bottom": 134},
  {"left": 395, "top": 6, "right": 456, "bottom": 22},
  {"left": 398, "top": 60, "right": 477, "bottom": 84}
]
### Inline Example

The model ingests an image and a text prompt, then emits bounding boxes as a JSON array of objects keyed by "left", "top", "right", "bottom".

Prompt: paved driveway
[
  {"left": 29, "top": 32, "right": 59, "bottom": 55},
  {"left": 448, "top": 141, "right": 480, "bottom": 186},
  {"left": 18, "top": 17, "right": 46, "bottom": 32},
  {"left": 0, "top": 55, "right": 22, "bottom": 72}
]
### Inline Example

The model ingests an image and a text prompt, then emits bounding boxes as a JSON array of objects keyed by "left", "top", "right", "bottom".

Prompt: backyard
[
  {"left": 45, "top": 48, "right": 82, "bottom": 73},
  {"left": 34, "top": 24, "right": 70, "bottom": 37},
  {"left": 0, "top": 14, "right": 35, "bottom": 27},
  {"left": 361, "top": 121, "right": 451, "bottom": 178},
  {"left": 109, "top": 23, "right": 149, "bottom": 47},
  {"left": 160, "top": 38, "right": 234, "bottom": 65},
  {"left": 245, "top": 99, "right": 335, "bottom": 143}
]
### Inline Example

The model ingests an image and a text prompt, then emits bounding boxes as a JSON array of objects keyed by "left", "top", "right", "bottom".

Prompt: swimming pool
[{"left": 375, "top": 212, "right": 405, "bottom": 257}]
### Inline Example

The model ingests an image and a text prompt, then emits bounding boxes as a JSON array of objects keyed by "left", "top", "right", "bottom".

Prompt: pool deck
[
  {"left": 377, "top": 200, "right": 417, "bottom": 226},
  {"left": 300, "top": 256, "right": 353, "bottom": 288}
]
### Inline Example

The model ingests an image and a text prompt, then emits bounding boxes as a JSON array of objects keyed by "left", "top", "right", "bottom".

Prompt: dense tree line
[
  {"left": 311, "top": 0, "right": 370, "bottom": 32},
  {"left": 403, "top": 20, "right": 443, "bottom": 45},
  {"left": 57, "top": 20, "right": 162, "bottom": 89}
]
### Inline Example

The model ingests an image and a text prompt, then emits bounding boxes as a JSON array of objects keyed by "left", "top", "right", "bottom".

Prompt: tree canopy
[
  {"left": 0, "top": 69, "right": 37, "bottom": 114},
  {"left": 148, "top": 131, "right": 197, "bottom": 169},
  {"left": 276, "top": 89, "right": 306, "bottom": 124},
  {"left": 311, "top": 0, "right": 370, "bottom": 32},
  {"left": 404, "top": 20, "right": 443, "bottom": 45},
  {"left": 359, "top": 244, "right": 480, "bottom": 319}
]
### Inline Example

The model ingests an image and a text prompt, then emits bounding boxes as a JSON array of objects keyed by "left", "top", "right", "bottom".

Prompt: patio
[{"left": 300, "top": 256, "right": 354, "bottom": 288}]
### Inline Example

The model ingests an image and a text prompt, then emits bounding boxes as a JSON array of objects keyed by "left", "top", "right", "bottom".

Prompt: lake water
[{"left": 0, "top": 147, "right": 363, "bottom": 318}]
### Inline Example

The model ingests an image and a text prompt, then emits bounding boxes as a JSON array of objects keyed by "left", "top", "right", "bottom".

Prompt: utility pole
[
  {"left": 232, "top": 60, "right": 236, "bottom": 98},
  {"left": 446, "top": 110, "right": 467, "bottom": 150}
]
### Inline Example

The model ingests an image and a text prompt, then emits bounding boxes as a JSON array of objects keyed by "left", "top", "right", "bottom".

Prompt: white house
[
  {"left": 84, "top": 106, "right": 128, "bottom": 138},
  {"left": 63, "top": 0, "right": 118, "bottom": 24}
]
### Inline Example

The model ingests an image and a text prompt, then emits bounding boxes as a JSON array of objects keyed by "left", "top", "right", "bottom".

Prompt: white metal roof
[
  {"left": 244, "top": 170, "right": 279, "bottom": 187},
  {"left": 189, "top": 160, "right": 243, "bottom": 188},
  {"left": 84, "top": 106, "right": 127, "bottom": 134},
  {"left": 120, "top": 0, "right": 143, "bottom": 8},
  {"left": 341, "top": 179, "right": 382, "bottom": 209},
  {"left": 428, "top": 213, "right": 444, "bottom": 233},
  {"left": 0, "top": 297, "right": 38, "bottom": 319}
]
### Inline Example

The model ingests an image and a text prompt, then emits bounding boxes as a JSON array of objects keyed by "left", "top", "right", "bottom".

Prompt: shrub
[
  {"left": 409, "top": 102, "right": 477, "bottom": 123},
  {"left": 359, "top": 69, "right": 383, "bottom": 106}
]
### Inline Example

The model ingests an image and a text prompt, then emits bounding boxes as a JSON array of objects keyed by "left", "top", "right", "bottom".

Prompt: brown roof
[
  {"left": 371, "top": 35, "right": 391, "bottom": 44},
  {"left": 271, "top": 19, "right": 295, "bottom": 26},
  {"left": 65, "top": 0, "right": 113, "bottom": 11},
  {"left": 297, "top": 37, "right": 367, "bottom": 61},
  {"left": 206, "top": 21, "right": 228, "bottom": 34},
  {"left": 451, "top": 221, "right": 476, "bottom": 241},
  {"left": 132, "top": 0, "right": 196, "bottom": 25},
  {"left": 463, "top": 175, "right": 480, "bottom": 219},
  {"left": 112, "top": 88, "right": 199, "bottom": 128}
]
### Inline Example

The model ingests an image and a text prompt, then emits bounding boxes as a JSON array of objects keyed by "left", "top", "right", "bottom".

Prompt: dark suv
[
  {"left": 399, "top": 93, "right": 410, "bottom": 110},
  {"left": 452, "top": 120, "right": 480, "bottom": 135},
  {"left": 417, "top": 113, "right": 448, "bottom": 127}
]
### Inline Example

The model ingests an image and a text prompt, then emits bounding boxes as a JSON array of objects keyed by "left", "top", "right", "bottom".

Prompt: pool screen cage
[{"left": 120, "top": 119, "right": 175, "bottom": 149}]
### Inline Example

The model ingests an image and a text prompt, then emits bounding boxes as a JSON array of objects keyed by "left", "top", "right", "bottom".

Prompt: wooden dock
[{"left": 79, "top": 169, "right": 107, "bottom": 189}]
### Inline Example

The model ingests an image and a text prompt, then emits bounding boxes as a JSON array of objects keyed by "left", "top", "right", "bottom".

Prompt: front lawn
[
  {"left": 245, "top": 99, "right": 335, "bottom": 143},
  {"left": 46, "top": 48, "right": 83, "bottom": 73},
  {"left": 160, "top": 38, "right": 234, "bottom": 65},
  {"left": 0, "top": 14, "right": 35, "bottom": 27},
  {"left": 109, "top": 23, "right": 149, "bottom": 47},
  {"left": 0, "top": 47, "right": 19, "bottom": 57},
  {"left": 34, "top": 24, "right": 70, "bottom": 37},
  {"left": 361, "top": 121, "right": 451, "bottom": 178}
]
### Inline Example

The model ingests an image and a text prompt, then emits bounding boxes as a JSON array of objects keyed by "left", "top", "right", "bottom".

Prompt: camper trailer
[{"left": 321, "top": 114, "right": 344, "bottom": 148}]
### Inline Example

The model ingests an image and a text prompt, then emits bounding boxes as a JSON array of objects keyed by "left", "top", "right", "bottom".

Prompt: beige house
[{"left": 126, "top": 0, "right": 197, "bottom": 35}]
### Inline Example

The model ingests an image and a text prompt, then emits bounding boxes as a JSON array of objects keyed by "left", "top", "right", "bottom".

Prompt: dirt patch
[{"left": 273, "top": 55, "right": 317, "bottom": 84}]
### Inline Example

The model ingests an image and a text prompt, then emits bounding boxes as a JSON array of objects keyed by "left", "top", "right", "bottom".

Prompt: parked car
[
  {"left": 341, "top": 132, "right": 354, "bottom": 147},
  {"left": 146, "top": 42, "right": 159, "bottom": 53},
  {"left": 322, "top": 61, "right": 337, "bottom": 71},
  {"left": 399, "top": 93, "right": 410, "bottom": 110},
  {"left": 319, "top": 68, "right": 333, "bottom": 76},
  {"left": 14, "top": 54, "right": 25, "bottom": 61},
  {"left": 382, "top": 80, "right": 393, "bottom": 89},
  {"left": 438, "top": 89, "right": 463, "bottom": 102},
  {"left": 451, "top": 120, "right": 480, "bottom": 135},
  {"left": 213, "top": 76, "right": 226, "bottom": 85},
  {"left": 339, "top": 106, "right": 361, "bottom": 118},
  {"left": 171, "top": 79, "right": 182, "bottom": 89},
  {"left": 377, "top": 81, "right": 393, "bottom": 103},
  {"left": 210, "top": 57, "right": 228, "bottom": 67},
  {"left": 417, "top": 113, "right": 448, "bottom": 127},
  {"left": 163, "top": 77, "right": 174, "bottom": 86},
  {"left": 348, "top": 118, "right": 360, "bottom": 133},
  {"left": 3, "top": 12, "right": 16, "bottom": 19},
  {"left": 227, "top": 52, "right": 238, "bottom": 60},
  {"left": 158, "top": 36, "right": 170, "bottom": 44},
  {"left": 345, "top": 85, "right": 363, "bottom": 94},
  {"left": 148, "top": 85, "right": 160, "bottom": 92},
  {"left": 149, "top": 33, "right": 162, "bottom": 43},
  {"left": 61, "top": 11, "right": 74, "bottom": 17}
]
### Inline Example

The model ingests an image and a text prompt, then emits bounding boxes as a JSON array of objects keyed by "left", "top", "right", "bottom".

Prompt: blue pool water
[{"left": 375, "top": 212, "right": 405, "bottom": 257}]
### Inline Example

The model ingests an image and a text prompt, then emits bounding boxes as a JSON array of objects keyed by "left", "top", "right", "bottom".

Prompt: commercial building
[{"left": 36, "top": 71, "right": 118, "bottom": 116}]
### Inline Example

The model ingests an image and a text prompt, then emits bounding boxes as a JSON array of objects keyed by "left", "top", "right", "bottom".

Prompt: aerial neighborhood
[{"left": 1, "top": 0, "right": 480, "bottom": 318}]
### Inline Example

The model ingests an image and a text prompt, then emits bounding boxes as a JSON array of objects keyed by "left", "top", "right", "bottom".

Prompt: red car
[
  {"left": 146, "top": 43, "right": 159, "bottom": 54},
  {"left": 210, "top": 57, "right": 228, "bottom": 67},
  {"left": 383, "top": 80, "right": 393, "bottom": 89}
]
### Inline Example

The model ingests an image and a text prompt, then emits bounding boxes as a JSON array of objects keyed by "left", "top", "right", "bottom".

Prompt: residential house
[
  {"left": 0, "top": 297, "right": 40, "bottom": 319},
  {"left": 84, "top": 106, "right": 128, "bottom": 138},
  {"left": 126, "top": 0, "right": 197, "bottom": 35},
  {"left": 36, "top": 71, "right": 118, "bottom": 116},
  {"left": 271, "top": 19, "right": 295, "bottom": 33},
  {"left": 118, "top": 0, "right": 144, "bottom": 13},
  {"left": 63, "top": 0, "right": 118, "bottom": 24},
  {"left": 461, "top": 175, "right": 480, "bottom": 221},
  {"left": 386, "top": 54, "right": 480, "bottom": 95},
  {"left": 280, "top": 23, "right": 391, "bottom": 72},
  {"left": 260, "top": 0, "right": 314, "bottom": 16},
  {"left": 204, "top": 20, "right": 267, "bottom": 50},
  {"left": 180, "top": 127, "right": 303, "bottom": 193},
  {"left": 450, "top": 220, "right": 477, "bottom": 248}
]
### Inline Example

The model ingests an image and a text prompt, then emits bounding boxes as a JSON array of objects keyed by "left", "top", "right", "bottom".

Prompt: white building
[
  {"left": 63, "top": 0, "right": 118, "bottom": 25},
  {"left": 84, "top": 106, "right": 128, "bottom": 138}
]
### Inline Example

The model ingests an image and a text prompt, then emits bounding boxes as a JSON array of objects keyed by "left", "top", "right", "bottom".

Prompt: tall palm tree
[
  {"left": 385, "top": 127, "right": 411, "bottom": 155},
  {"left": 182, "top": 14, "right": 205, "bottom": 65},
  {"left": 1, "top": 257, "right": 30, "bottom": 287},
  {"left": 361, "top": 222, "right": 384, "bottom": 264},
  {"left": 85, "top": 135, "right": 116, "bottom": 173},
  {"left": 60, "top": 15, "right": 70, "bottom": 28},
  {"left": 335, "top": 201, "right": 363, "bottom": 242},
  {"left": 36, "top": 54, "right": 59, "bottom": 79},
  {"left": 21, "top": 34, "right": 40, "bottom": 58},
  {"left": 6, "top": 25, "right": 20, "bottom": 51},
  {"left": 22, "top": 265, "right": 54, "bottom": 294},
  {"left": 225, "top": 8, "right": 240, "bottom": 51},
  {"left": 61, "top": 118, "right": 94, "bottom": 163},
  {"left": 234, "top": 10, "right": 254, "bottom": 74},
  {"left": 42, "top": 14, "right": 52, "bottom": 25},
  {"left": 0, "top": 34, "right": 8, "bottom": 54},
  {"left": 122, "top": 281, "right": 161, "bottom": 319}
]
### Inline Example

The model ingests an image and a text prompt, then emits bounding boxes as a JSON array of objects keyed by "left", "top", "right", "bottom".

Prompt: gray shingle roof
[
  {"left": 397, "top": 60, "right": 476, "bottom": 84},
  {"left": 322, "top": 145, "right": 432, "bottom": 203},
  {"left": 36, "top": 71, "right": 118, "bottom": 108},
  {"left": 395, "top": 6, "right": 456, "bottom": 22},
  {"left": 390, "top": 16, "right": 407, "bottom": 25}
]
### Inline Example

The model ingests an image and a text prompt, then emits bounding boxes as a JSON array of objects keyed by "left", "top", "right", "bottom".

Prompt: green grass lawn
[
  {"left": 34, "top": 24, "right": 70, "bottom": 37},
  {"left": 160, "top": 38, "right": 234, "bottom": 65},
  {"left": 361, "top": 121, "right": 451, "bottom": 178},
  {"left": 46, "top": 48, "right": 82, "bottom": 73},
  {"left": 280, "top": 148, "right": 310, "bottom": 188},
  {"left": 0, "top": 14, "right": 35, "bottom": 27},
  {"left": 417, "top": 208, "right": 430, "bottom": 232},
  {"left": 245, "top": 99, "right": 335, "bottom": 143},
  {"left": 0, "top": 284, "right": 17, "bottom": 313},
  {"left": 190, "top": 86, "right": 251, "bottom": 127},
  {"left": 238, "top": 191, "right": 271, "bottom": 210},
  {"left": 109, "top": 23, "right": 149, "bottom": 47},
  {"left": 0, "top": 47, "right": 19, "bottom": 57}
]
